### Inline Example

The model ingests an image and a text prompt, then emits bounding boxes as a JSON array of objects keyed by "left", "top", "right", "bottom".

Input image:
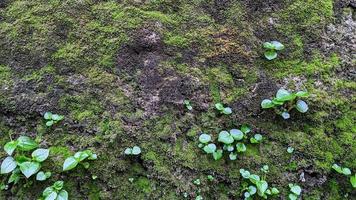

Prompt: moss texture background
[{"left": 0, "top": 0, "right": 355, "bottom": 199}]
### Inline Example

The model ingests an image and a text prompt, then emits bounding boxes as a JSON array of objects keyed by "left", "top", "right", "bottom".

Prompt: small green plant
[
  {"left": 261, "top": 89, "right": 309, "bottom": 119},
  {"left": 124, "top": 146, "right": 141, "bottom": 155},
  {"left": 215, "top": 103, "right": 232, "bottom": 115},
  {"left": 184, "top": 100, "right": 193, "bottom": 110},
  {"left": 288, "top": 183, "right": 301, "bottom": 200},
  {"left": 1, "top": 136, "right": 50, "bottom": 182},
  {"left": 287, "top": 147, "right": 294, "bottom": 154},
  {"left": 40, "top": 181, "right": 68, "bottom": 200},
  {"left": 36, "top": 171, "right": 51, "bottom": 181},
  {"left": 193, "top": 178, "right": 201, "bottom": 185},
  {"left": 240, "top": 168, "right": 279, "bottom": 199},
  {"left": 44, "top": 112, "right": 64, "bottom": 127},
  {"left": 332, "top": 164, "right": 355, "bottom": 188},
  {"left": 207, "top": 175, "right": 214, "bottom": 181},
  {"left": 198, "top": 125, "right": 262, "bottom": 161},
  {"left": 263, "top": 41, "right": 284, "bottom": 60},
  {"left": 63, "top": 149, "right": 97, "bottom": 171}
]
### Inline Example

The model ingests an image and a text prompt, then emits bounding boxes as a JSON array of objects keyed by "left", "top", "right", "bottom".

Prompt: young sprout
[
  {"left": 288, "top": 183, "right": 302, "bottom": 200},
  {"left": 184, "top": 100, "right": 193, "bottom": 110},
  {"left": 207, "top": 175, "right": 214, "bottom": 181},
  {"left": 193, "top": 178, "right": 201, "bottom": 185},
  {"left": 212, "top": 150, "right": 223, "bottom": 160},
  {"left": 250, "top": 134, "right": 263, "bottom": 144},
  {"left": 203, "top": 144, "right": 216, "bottom": 154},
  {"left": 215, "top": 103, "right": 232, "bottom": 115},
  {"left": 218, "top": 131, "right": 234, "bottom": 144},
  {"left": 263, "top": 41, "right": 284, "bottom": 60},
  {"left": 261, "top": 165, "right": 269, "bottom": 173},
  {"left": 199, "top": 133, "right": 211, "bottom": 144},
  {"left": 40, "top": 181, "right": 68, "bottom": 200},
  {"left": 241, "top": 124, "right": 251, "bottom": 134},
  {"left": 44, "top": 112, "right": 64, "bottom": 127},
  {"left": 36, "top": 171, "right": 51, "bottom": 181},
  {"left": 287, "top": 147, "right": 294, "bottom": 154},
  {"left": 332, "top": 164, "right": 351, "bottom": 175},
  {"left": 124, "top": 146, "right": 141, "bottom": 156},
  {"left": 229, "top": 152, "right": 237, "bottom": 160},
  {"left": 236, "top": 143, "right": 246, "bottom": 152}
]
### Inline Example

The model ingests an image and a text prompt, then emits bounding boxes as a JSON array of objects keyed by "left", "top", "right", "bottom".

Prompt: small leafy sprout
[
  {"left": 261, "top": 89, "right": 309, "bottom": 119},
  {"left": 332, "top": 164, "right": 351, "bottom": 175},
  {"left": 287, "top": 147, "right": 294, "bottom": 154},
  {"left": 263, "top": 41, "right": 284, "bottom": 60},
  {"left": 212, "top": 150, "right": 223, "bottom": 160},
  {"left": 241, "top": 124, "right": 251, "bottom": 134},
  {"left": 250, "top": 134, "right": 263, "bottom": 144},
  {"left": 63, "top": 149, "right": 97, "bottom": 171},
  {"left": 350, "top": 174, "right": 356, "bottom": 188},
  {"left": 195, "top": 195, "right": 203, "bottom": 200},
  {"left": 261, "top": 165, "right": 269, "bottom": 174},
  {"left": 215, "top": 103, "right": 232, "bottom": 115},
  {"left": 199, "top": 133, "right": 211, "bottom": 144},
  {"left": 184, "top": 100, "right": 193, "bottom": 110},
  {"left": 240, "top": 168, "right": 279, "bottom": 199},
  {"left": 218, "top": 131, "right": 234, "bottom": 144},
  {"left": 203, "top": 144, "right": 216, "bottom": 154},
  {"left": 36, "top": 171, "right": 51, "bottom": 181},
  {"left": 124, "top": 146, "right": 141, "bottom": 155},
  {"left": 207, "top": 175, "right": 214, "bottom": 181},
  {"left": 193, "top": 178, "right": 201, "bottom": 185},
  {"left": 40, "top": 181, "right": 68, "bottom": 200},
  {"left": 44, "top": 112, "right": 64, "bottom": 127},
  {"left": 128, "top": 178, "right": 134, "bottom": 183},
  {"left": 1, "top": 136, "right": 50, "bottom": 180},
  {"left": 288, "top": 183, "right": 302, "bottom": 200}
]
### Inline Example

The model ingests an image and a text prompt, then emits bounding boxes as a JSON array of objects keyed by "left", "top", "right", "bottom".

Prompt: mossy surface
[{"left": 0, "top": 0, "right": 355, "bottom": 199}]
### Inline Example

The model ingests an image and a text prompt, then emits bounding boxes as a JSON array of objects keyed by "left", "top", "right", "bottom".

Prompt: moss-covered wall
[{"left": 0, "top": 0, "right": 355, "bottom": 199}]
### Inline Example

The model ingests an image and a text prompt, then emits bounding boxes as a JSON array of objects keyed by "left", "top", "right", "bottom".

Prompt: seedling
[
  {"left": 193, "top": 178, "right": 201, "bottom": 185},
  {"left": 44, "top": 112, "right": 64, "bottom": 127},
  {"left": 36, "top": 171, "right": 51, "bottom": 181},
  {"left": 263, "top": 41, "right": 284, "bottom": 60},
  {"left": 261, "top": 89, "right": 309, "bottom": 119},
  {"left": 184, "top": 100, "right": 193, "bottom": 110},
  {"left": 124, "top": 146, "right": 141, "bottom": 155},
  {"left": 40, "top": 181, "right": 68, "bottom": 200},
  {"left": 288, "top": 183, "right": 301, "bottom": 200},
  {"left": 215, "top": 103, "right": 232, "bottom": 115},
  {"left": 207, "top": 175, "right": 214, "bottom": 181},
  {"left": 261, "top": 165, "right": 269, "bottom": 174},
  {"left": 332, "top": 164, "right": 355, "bottom": 188},
  {"left": 1, "top": 136, "right": 50, "bottom": 182},
  {"left": 287, "top": 146, "right": 295, "bottom": 154},
  {"left": 63, "top": 149, "right": 97, "bottom": 171},
  {"left": 240, "top": 168, "right": 279, "bottom": 199},
  {"left": 250, "top": 134, "right": 263, "bottom": 144}
]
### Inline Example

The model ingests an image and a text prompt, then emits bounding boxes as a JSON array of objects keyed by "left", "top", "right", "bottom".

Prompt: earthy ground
[{"left": 0, "top": 0, "right": 355, "bottom": 199}]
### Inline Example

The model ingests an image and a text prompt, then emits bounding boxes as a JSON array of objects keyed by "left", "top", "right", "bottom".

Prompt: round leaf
[
  {"left": 236, "top": 143, "right": 246, "bottom": 152},
  {"left": 296, "top": 100, "right": 308, "bottom": 113},
  {"left": 63, "top": 156, "right": 78, "bottom": 171},
  {"left": 261, "top": 99, "right": 274, "bottom": 109},
  {"left": 215, "top": 103, "right": 224, "bottom": 111},
  {"left": 248, "top": 185, "right": 257, "bottom": 195},
  {"left": 203, "top": 143, "right": 216, "bottom": 154},
  {"left": 44, "top": 112, "right": 52, "bottom": 120},
  {"left": 132, "top": 146, "right": 141, "bottom": 155},
  {"left": 36, "top": 171, "right": 47, "bottom": 181},
  {"left": 230, "top": 129, "right": 243, "bottom": 140},
  {"left": 51, "top": 114, "right": 63, "bottom": 121},
  {"left": 124, "top": 148, "right": 132, "bottom": 155},
  {"left": 229, "top": 152, "right": 237, "bottom": 160},
  {"left": 1, "top": 156, "right": 17, "bottom": 174},
  {"left": 199, "top": 134, "right": 211, "bottom": 144},
  {"left": 276, "top": 89, "right": 295, "bottom": 101},
  {"left": 32, "top": 148, "right": 50, "bottom": 162},
  {"left": 281, "top": 112, "right": 290, "bottom": 119},
  {"left": 290, "top": 185, "right": 301, "bottom": 195},
  {"left": 17, "top": 136, "right": 38, "bottom": 151},
  {"left": 222, "top": 107, "right": 232, "bottom": 115},
  {"left": 264, "top": 50, "right": 277, "bottom": 60},
  {"left": 218, "top": 131, "right": 234, "bottom": 144},
  {"left": 287, "top": 147, "right": 294, "bottom": 153},
  {"left": 271, "top": 41, "right": 284, "bottom": 50},
  {"left": 46, "top": 120, "right": 54, "bottom": 127},
  {"left": 57, "top": 190, "right": 68, "bottom": 200},
  {"left": 254, "top": 134, "right": 263, "bottom": 141},
  {"left": 240, "top": 169, "right": 250, "bottom": 178},
  {"left": 19, "top": 161, "right": 40, "bottom": 178}
]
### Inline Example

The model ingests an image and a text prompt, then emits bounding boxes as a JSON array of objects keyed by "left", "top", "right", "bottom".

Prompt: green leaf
[
  {"left": 295, "top": 91, "right": 309, "bottom": 97},
  {"left": 215, "top": 103, "right": 224, "bottom": 111},
  {"left": 51, "top": 114, "right": 64, "bottom": 121},
  {"left": 281, "top": 112, "right": 290, "bottom": 119},
  {"left": 1, "top": 156, "right": 17, "bottom": 174},
  {"left": 53, "top": 181, "right": 64, "bottom": 190},
  {"left": 332, "top": 164, "right": 343, "bottom": 174},
  {"left": 19, "top": 161, "right": 40, "bottom": 178},
  {"left": 271, "top": 41, "right": 284, "bottom": 50},
  {"left": 230, "top": 129, "right": 243, "bottom": 140},
  {"left": 36, "top": 171, "right": 48, "bottom": 181},
  {"left": 289, "top": 193, "right": 298, "bottom": 200},
  {"left": 249, "top": 174, "right": 260, "bottom": 184},
  {"left": 342, "top": 168, "right": 351, "bottom": 175},
  {"left": 63, "top": 156, "right": 78, "bottom": 171},
  {"left": 287, "top": 147, "right": 294, "bottom": 153},
  {"left": 32, "top": 148, "right": 50, "bottom": 162},
  {"left": 218, "top": 131, "right": 234, "bottom": 144},
  {"left": 212, "top": 150, "right": 223, "bottom": 160},
  {"left": 239, "top": 169, "right": 250, "bottom": 179},
  {"left": 263, "top": 42, "right": 274, "bottom": 49},
  {"left": 132, "top": 146, "right": 141, "bottom": 155},
  {"left": 264, "top": 50, "right": 277, "bottom": 60},
  {"left": 222, "top": 107, "right": 232, "bottom": 115},
  {"left": 17, "top": 136, "right": 38, "bottom": 151},
  {"left": 256, "top": 180, "right": 268, "bottom": 194},
  {"left": 236, "top": 143, "right": 246, "bottom": 152},
  {"left": 199, "top": 134, "right": 211, "bottom": 144},
  {"left": 43, "top": 186, "right": 55, "bottom": 196},
  {"left": 290, "top": 185, "right": 301, "bottom": 195},
  {"left": 272, "top": 99, "right": 284, "bottom": 105},
  {"left": 57, "top": 190, "right": 68, "bottom": 200},
  {"left": 203, "top": 143, "right": 216, "bottom": 154},
  {"left": 8, "top": 169, "right": 20, "bottom": 184},
  {"left": 74, "top": 151, "right": 89, "bottom": 161},
  {"left": 88, "top": 153, "right": 97, "bottom": 160},
  {"left": 44, "top": 112, "right": 52, "bottom": 120},
  {"left": 4, "top": 141, "right": 18, "bottom": 156},
  {"left": 124, "top": 148, "right": 132, "bottom": 155},
  {"left": 241, "top": 124, "right": 251, "bottom": 134},
  {"left": 261, "top": 99, "right": 274, "bottom": 109},
  {"left": 350, "top": 174, "right": 356, "bottom": 188},
  {"left": 46, "top": 120, "right": 54, "bottom": 127},
  {"left": 45, "top": 192, "right": 57, "bottom": 200},
  {"left": 296, "top": 100, "right": 308, "bottom": 113},
  {"left": 229, "top": 152, "right": 237, "bottom": 160},
  {"left": 276, "top": 89, "right": 295, "bottom": 101},
  {"left": 254, "top": 134, "right": 262, "bottom": 141},
  {"left": 271, "top": 187, "right": 279, "bottom": 194}
]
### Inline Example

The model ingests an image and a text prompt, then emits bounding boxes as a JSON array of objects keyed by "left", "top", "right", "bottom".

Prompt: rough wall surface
[{"left": 0, "top": 0, "right": 355, "bottom": 199}]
